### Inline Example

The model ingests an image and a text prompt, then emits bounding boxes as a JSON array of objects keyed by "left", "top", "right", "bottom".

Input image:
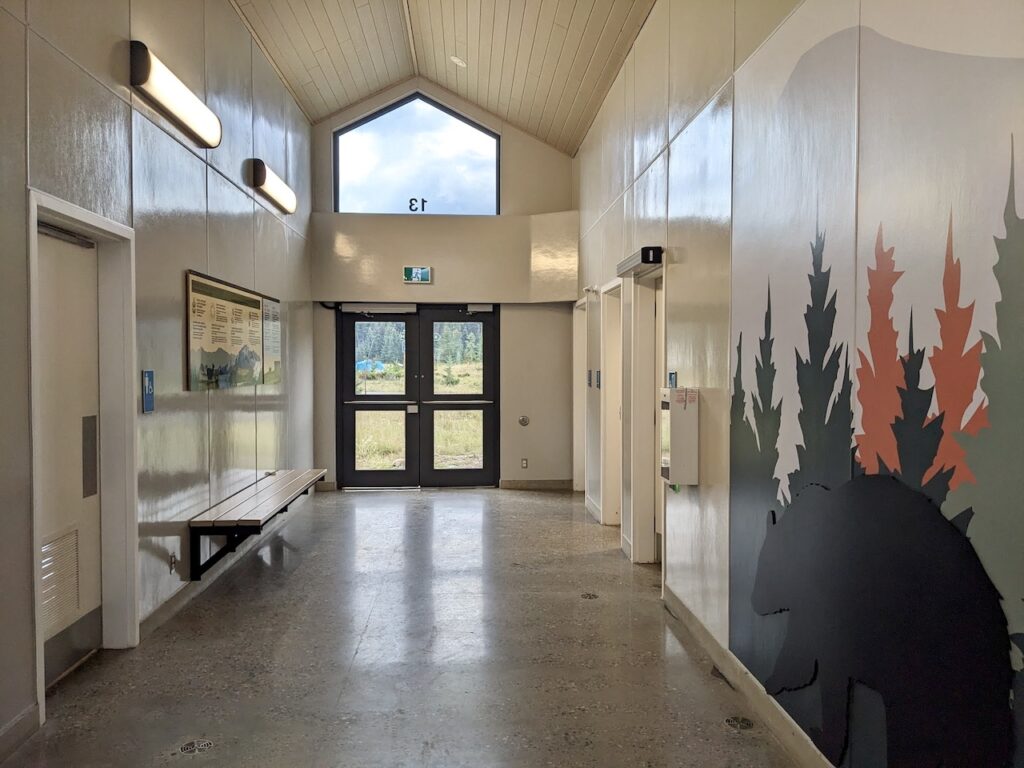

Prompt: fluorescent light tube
[
  {"left": 252, "top": 160, "right": 297, "bottom": 215},
  {"left": 130, "top": 41, "right": 222, "bottom": 148}
]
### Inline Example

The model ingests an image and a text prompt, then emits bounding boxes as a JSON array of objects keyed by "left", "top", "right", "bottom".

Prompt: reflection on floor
[{"left": 5, "top": 489, "right": 791, "bottom": 768}]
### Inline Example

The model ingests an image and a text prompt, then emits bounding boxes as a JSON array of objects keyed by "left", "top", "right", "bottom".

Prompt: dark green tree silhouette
[
  {"left": 730, "top": 291, "right": 787, "bottom": 683},
  {"left": 946, "top": 140, "right": 1024, "bottom": 765},
  {"left": 888, "top": 313, "right": 954, "bottom": 506},
  {"left": 788, "top": 230, "right": 855, "bottom": 496},
  {"left": 752, "top": 290, "right": 782, "bottom": 501}
]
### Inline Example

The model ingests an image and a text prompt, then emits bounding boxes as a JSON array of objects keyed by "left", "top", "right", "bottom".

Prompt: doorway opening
[
  {"left": 29, "top": 190, "right": 138, "bottom": 723},
  {"left": 336, "top": 304, "right": 499, "bottom": 488}
]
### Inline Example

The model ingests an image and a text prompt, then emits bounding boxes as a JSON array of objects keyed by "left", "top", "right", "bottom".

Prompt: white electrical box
[{"left": 660, "top": 388, "right": 699, "bottom": 486}]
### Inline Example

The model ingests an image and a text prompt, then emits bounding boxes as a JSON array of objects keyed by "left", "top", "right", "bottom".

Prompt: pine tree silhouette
[
  {"left": 856, "top": 225, "right": 905, "bottom": 474},
  {"left": 891, "top": 313, "right": 954, "bottom": 505},
  {"left": 789, "top": 230, "right": 854, "bottom": 496},
  {"left": 928, "top": 215, "right": 989, "bottom": 489},
  {"left": 752, "top": 289, "right": 782, "bottom": 504},
  {"left": 730, "top": 292, "right": 787, "bottom": 684},
  {"left": 730, "top": 334, "right": 760, "bottom": 468},
  {"left": 947, "top": 140, "right": 1024, "bottom": 764}
]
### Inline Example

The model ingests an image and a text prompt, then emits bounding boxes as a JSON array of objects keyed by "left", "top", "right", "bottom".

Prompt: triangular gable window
[{"left": 334, "top": 94, "right": 499, "bottom": 215}]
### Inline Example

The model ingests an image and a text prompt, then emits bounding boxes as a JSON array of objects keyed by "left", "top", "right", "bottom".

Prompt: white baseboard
[
  {"left": 662, "top": 585, "right": 831, "bottom": 768},
  {"left": 584, "top": 494, "right": 601, "bottom": 522}
]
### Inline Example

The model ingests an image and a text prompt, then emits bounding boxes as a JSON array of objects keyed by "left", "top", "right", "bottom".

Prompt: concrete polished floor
[{"left": 6, "top": 489, "right": 791, "bottom": 768}]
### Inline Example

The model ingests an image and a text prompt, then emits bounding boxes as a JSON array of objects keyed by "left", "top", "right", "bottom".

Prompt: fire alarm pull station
[{"left": 660, "top": 388, "right": 699, "bottom": 486}]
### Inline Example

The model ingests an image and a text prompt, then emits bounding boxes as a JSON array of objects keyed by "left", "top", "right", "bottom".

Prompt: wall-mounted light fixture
[
  {"left": 130, "top": 41, "right": 222, "bottom": 148},
  {"left": 252, "top": 159, "right": 297, "bottom": 215}
]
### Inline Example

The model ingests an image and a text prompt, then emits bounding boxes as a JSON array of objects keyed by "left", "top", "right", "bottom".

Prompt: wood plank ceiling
[{"left": 233, "top": 0, "right": 656, "bottom": 155}]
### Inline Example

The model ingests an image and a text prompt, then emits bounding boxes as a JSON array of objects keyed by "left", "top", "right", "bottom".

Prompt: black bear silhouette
[{"left": 752, "top": 474, "right": 1013, "bottom": 767}]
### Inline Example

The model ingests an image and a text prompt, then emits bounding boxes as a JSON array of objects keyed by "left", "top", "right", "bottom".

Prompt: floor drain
[
  {"left": 725, "top": 716, "right": 754, "bottom": 731},
  {"left": 581, "top": 592, "right": 598, "bottom": 600},
  {"left": 179, "top": 739, "right": 214, "bottom": 755}
]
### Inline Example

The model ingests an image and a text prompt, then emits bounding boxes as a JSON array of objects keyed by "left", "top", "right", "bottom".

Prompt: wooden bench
[{"left": 188, "top": 468, "right": 326, "bottom": 580}]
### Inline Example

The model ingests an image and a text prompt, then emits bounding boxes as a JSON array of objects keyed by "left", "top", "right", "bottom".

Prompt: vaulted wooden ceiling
[{"left": 233, "top": 0, "right": 656, "bottom": 155}]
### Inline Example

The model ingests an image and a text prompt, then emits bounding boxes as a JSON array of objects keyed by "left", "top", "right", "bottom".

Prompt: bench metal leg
[{"left": 189, "top": 526, "right": 261, "bottom": 581}]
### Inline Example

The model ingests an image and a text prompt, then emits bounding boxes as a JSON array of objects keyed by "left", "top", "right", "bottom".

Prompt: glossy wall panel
[
  {"left": 632, "top": 151, "right": 668, "bottom": 254},
  {"left": 286, "top": 97, "right": 312, "bottom": 236},
  {"left": 28, "top": 0, "right": 130, "bottom": 99},
  {"left": 207, "top": 170, "right": 257, "bottom": 502},
  {"left": 207, "top": 170, "right": 255, "bottom": 288},
  {"left": 28, "top": 33, "right": 132, "bottom": 227},
  {"left": 664, "top": 85, "right": 733, "bottom": 644},
  {"left": 253, "top": 46, "right": 289, "bottom": 207},
  {"left": 133, "top": 113, "right": 212, "bottom": 616},
  {"left": 129, "top": 0, "right": 208, "bottom": 156},
  {"left": 1, "top": 0, "right": 24, "bottom": 21},
  {"left": 668, "top": 0, "right": 734, "bottom": 139},
  {"left": 205, "top": 0, "right": 254, "bottom": 187},
  {"left": 631, "top": 0, "right": 669, "bottom": 178},
  {"left": 0, "top": 8, "right": 34, "bottom": 734}
]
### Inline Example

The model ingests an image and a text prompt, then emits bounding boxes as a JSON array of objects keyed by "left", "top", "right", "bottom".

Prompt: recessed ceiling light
[{"left": 450, "top": 55, "right": 467, "bottom": 68}]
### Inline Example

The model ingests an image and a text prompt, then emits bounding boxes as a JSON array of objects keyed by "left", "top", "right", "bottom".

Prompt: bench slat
[
  {"left": 191, "top": 470, "right": 309, "bottom": 527},
  {"left": 212, "top": 469, "right": 326, "bottom": 528}
]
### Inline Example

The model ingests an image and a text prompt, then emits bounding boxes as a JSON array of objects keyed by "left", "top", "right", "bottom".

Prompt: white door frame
[
  {"left": 627, "top": 270, "right": 660, "bottom": 562},
  {"left": 599, "top": 278, "right": 622, "bottom": 526},
  {"left": 28, "top": 189, "right": 139, "bottom": 723},
  {"left": 572, "top": 298, "right": 587, "bottom": 492}
]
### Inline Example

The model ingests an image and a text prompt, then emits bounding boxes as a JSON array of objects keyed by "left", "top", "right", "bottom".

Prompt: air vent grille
[{"left": 40, "top": 529, "right": 80, "bottom": 641}]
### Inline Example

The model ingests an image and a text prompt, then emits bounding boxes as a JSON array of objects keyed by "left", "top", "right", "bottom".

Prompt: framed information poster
[
  {"left": 187, "top": 272, "right": 270, "bottom": 391},
  {"left": 262, "top": 298, "right": 282, "bottom": 385}
]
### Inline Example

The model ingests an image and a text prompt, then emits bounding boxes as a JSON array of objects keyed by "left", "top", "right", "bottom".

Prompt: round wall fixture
[{"left": 518, "top": 415, "right": 530, "bottom": 427}]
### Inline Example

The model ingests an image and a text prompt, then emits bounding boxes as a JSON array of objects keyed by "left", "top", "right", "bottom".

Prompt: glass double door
[{"left": 338, "top": 306, "right": 498, "bottom": 488}]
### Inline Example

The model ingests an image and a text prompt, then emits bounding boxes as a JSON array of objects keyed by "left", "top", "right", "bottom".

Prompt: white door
[{"left": 37, "top": 230, "right": 102, "bottom": 657}]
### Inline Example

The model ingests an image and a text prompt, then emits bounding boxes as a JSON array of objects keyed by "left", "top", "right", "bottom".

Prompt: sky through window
[{"left": 335, "top": 96, "right": 498, "bottom": 215}]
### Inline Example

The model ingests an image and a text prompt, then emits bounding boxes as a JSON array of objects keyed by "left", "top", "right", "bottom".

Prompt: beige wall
[
  {"left": 311, "top": 210, "right": 578, "bottom": 304},
  {"left": 311, "top": 76, "right": 573, "bottom": 216},
  {"left": 499, "top": 304, "right": 574, "bottom": 484},
  {"left": 0, "top": 0, "right": 313, "bottom": 752},
  {"left": 574, "top": 0, "right": 801, "bottom": 644}
]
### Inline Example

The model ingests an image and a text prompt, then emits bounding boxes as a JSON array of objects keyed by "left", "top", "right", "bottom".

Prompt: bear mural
[{"left": 752, "top": 474, "right": 1013, "bottom": 767}]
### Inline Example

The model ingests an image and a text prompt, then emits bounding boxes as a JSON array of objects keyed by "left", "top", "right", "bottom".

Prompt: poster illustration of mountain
[
  {"left": 262, "top": 299, "right": 282, "bottom": 385},
  {"left": 188, "top": 273, "right": 263, "bottom": 390}
]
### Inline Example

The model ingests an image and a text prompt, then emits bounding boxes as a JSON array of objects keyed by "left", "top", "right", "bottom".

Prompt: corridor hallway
[{"left": 5, "top": 490, "right": 789, "bottom": 768}]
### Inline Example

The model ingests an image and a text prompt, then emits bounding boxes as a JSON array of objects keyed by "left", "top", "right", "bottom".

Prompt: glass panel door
[
  {"left": 336, "top": 306, "right": 499, "bottom": 488},
  {"left": 338, "top": 312, "right": 420, "bottom": 487},
  {"left": 419, "top": 307, "right": 498, "bottom": 487}
]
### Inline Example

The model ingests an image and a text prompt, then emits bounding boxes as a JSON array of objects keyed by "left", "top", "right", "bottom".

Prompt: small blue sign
[
  {"left": 668, "top": 371, "right": 678, "bottom": 388},
  {"left": 142, "top": 370, "right": 155, "bottom": 414}
]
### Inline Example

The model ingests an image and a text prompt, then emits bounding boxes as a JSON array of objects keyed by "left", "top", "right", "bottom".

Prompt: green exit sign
[{"left": 403, "top": 266, "right": 432, "bottom": 284}]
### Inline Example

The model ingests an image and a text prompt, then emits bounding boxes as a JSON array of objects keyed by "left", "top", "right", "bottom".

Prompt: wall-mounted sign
[
  {"left": 187, "top": 272, "right": 273, "bottom": 391},
  {"left": 262, "top": 299, "right": 282, "bottom": 385},
  {"left": 141, "top": 370, "right": 155, "bottom": 413},
  {"left": 403, "top": 266, "right": 432, "bottom": 284}
]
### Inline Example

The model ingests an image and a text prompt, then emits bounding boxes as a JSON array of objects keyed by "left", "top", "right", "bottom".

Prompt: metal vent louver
[{"left": 40, "top": 529, "right": 80, "bottom": 640}]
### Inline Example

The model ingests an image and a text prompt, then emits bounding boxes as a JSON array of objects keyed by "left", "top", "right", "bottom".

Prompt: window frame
[{"left": 332, "top": 92, "right": 502, "bottom": 216}]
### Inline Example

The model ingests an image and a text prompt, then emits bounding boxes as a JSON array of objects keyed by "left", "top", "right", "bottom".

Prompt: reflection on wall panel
[{"left": 664, "top": 83, "right": 733, "bottom": 646}]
